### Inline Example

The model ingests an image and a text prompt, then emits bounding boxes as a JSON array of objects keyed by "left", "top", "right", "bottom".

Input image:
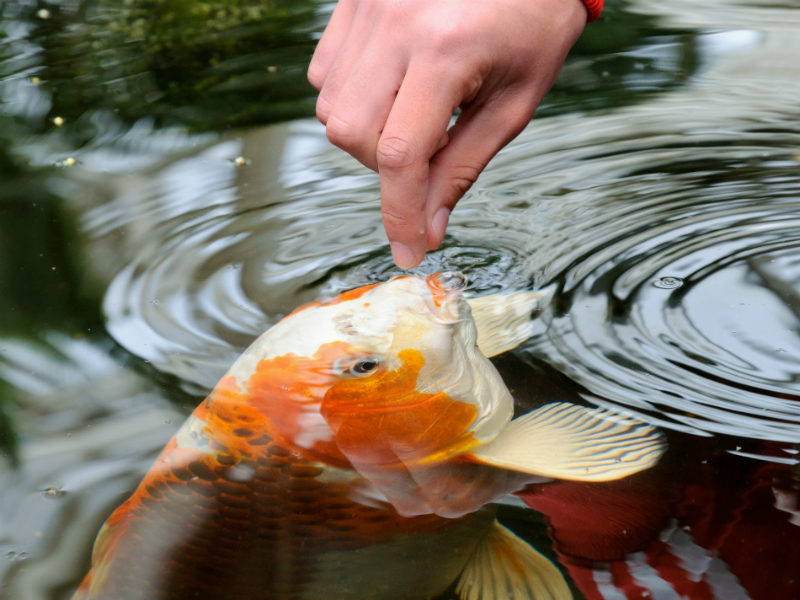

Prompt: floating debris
[
  {"left": 63, "top": 157, "right": 76, "bottom": 167},
  {"left": 37, "top": 8, "right": 50, "bottom": 19},
  {"left": 234, "top": 156, "right": 249, "bottom": 166},
  {"left": 42, "top": 486, "right": 66, "bottom": 499},
  {"left": 267, "top": 65, "right": 277, "bottom": 73},
  {"left": 53, "top": 116, "right": 64, "bottom": 126},
  {"left": 30, "top": 76, "right": 41, "bottom": 84}
]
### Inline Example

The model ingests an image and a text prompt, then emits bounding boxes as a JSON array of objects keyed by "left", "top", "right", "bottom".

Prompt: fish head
[{"left": 220, "top": 272, "right": 513, "bottom": 471}]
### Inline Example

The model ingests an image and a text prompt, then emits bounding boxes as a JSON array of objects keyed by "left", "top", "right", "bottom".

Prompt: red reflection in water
[{"left": 518, "top": 438, "right": 800, "bottom": 600}]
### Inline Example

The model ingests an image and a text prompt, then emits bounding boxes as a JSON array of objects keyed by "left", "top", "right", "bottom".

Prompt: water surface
[{"left": 1, "top": 0, "right": 799, "bottom": 598}]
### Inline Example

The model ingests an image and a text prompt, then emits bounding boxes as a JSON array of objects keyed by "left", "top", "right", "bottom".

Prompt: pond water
[{"left": 1, "top": 0, "right": 799, "bottom": 598}]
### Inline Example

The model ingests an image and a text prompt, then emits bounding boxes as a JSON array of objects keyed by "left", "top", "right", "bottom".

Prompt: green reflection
[
  {"left": 543, "top": 0, "right": 701, "bottom": 116},
  {"left": 1, "top": 0, "right": 700, "bottom": 137},
  {"left": 0, "top": 139, "right": 104, "bottom": 466},
  {"left": 25, "top": 0, "right": 321, "bottom": 134},
  {"left": 0, "top": 379, "right": 17, "bottom": 466}
]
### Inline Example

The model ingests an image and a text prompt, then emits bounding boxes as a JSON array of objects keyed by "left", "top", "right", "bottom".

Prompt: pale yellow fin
[
  {"left": 470, "top": 402, "right": 666, "bottom": 481},
  {"left": 466, "top": 290, "right": 549, "bottom": 358},
  {"left": 456, "top": 521, "right": 572, "bottom": 600},
  {"left": 91, "top": 522, "right": 114, "bottom": 564}
]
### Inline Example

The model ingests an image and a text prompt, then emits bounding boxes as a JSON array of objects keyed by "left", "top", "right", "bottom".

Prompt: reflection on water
[{"left": 1, "top": 0, "right": 800, "bottom": 598}]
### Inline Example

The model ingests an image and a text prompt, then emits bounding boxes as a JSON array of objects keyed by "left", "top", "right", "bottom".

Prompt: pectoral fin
[
  {"left": 466, "top": 290, "right": 549, "bottom": 358},
  {"left": 457, "top": 521, "right": 571, "bottom": 600},
  {"left": 469, "top": 402, "right": 666, "bottom": 481}
]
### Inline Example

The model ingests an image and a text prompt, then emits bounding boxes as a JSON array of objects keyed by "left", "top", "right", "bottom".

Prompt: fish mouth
[{"left": 422, "top": 271, "right": 469, "bottom": 324}]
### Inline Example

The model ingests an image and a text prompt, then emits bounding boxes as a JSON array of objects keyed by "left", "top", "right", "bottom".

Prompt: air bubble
[{"left": 653, "top": 276, "right": 684, "bottom": 289}]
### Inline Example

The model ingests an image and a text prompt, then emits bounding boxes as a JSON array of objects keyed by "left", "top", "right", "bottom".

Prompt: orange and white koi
[{"left": 73, "top": 272, "right": 665, "bottom": 600}]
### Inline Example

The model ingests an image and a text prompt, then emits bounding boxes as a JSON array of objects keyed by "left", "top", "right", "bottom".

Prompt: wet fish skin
[
  {"left": 73, "top": 272, "right": 660, "bottom": 600},
  {"left": 72, "top": 395, "right": 496, "bottom": 600}
]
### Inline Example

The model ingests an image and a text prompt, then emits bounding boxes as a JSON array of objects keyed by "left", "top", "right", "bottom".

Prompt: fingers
[
  {"left": 425, "top": 91, "right": 536, "bottom": 250},
  {"left": 314, "top": 15, "right": 374, "bottom": 126},
  {"left": 323, "top": 38, "right": 406, "bottom": 171},
  {"left": 307, "top": 0, "right": 358, "bottom": 91},
  {"left": 378, "top": 62, "right": 471, "bottom": 269}
]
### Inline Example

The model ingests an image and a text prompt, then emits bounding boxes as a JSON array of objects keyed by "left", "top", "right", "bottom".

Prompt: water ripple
[{"left": 88, "top": 36, "right": 800, "bottom": 442}]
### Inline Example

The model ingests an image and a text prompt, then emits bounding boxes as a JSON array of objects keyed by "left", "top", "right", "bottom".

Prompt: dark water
[{"left": 1, "top": 0, "right": 799, "bottom": 598}]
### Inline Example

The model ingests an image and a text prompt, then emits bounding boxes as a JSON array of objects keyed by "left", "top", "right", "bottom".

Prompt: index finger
[{"left": 377, "top": 63, "right": 474, "bottom": 269}]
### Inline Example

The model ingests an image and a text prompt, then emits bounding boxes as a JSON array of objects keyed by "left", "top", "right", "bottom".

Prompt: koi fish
[{"left": 73, "top": 272, "right": 665, "bottom": 600}]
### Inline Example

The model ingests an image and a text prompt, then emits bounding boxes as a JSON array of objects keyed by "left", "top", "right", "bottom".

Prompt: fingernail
[
  {"left": 431, "top": 208, "right": 450, "bottom": 248},
  {"left": 390, "top": 242, "right": 417, "bottom": 270}
]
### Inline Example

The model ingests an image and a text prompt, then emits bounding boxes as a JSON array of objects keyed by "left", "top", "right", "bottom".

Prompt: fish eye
[
  {"left": 352, "top": 358, "right": 380, "bottom": 375},
  {"left": 435, "top": 271, "right": 467, "bottom": 291},
  {"left": 334, "top": 355, "right": 382, "bottom": 378}
]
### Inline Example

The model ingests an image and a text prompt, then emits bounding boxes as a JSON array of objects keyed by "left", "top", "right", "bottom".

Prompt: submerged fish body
[
  {"left": 76, "top": 411, "right": 498, "bottom": 600},
  {"left": 74, "top": 273, "right": 665, "bottom": 600}
]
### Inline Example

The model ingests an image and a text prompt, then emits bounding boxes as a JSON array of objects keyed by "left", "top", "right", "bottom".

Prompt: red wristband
[{"left": 582, "top": 0, "right": 604, "bottom": 22}]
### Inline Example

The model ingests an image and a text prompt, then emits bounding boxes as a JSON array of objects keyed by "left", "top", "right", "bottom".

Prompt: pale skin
[{"left": 308, "top": 0, "right": 588, "bottom": 269}]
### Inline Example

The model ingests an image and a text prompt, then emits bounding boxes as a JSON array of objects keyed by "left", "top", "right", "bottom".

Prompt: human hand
[{"left": 308, "top": 0, "right": 587, "bottom": 268}]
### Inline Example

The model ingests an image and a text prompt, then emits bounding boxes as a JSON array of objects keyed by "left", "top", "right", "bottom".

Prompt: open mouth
[{"left": 422, "top": 271, "right": 470, "bottom": 323}]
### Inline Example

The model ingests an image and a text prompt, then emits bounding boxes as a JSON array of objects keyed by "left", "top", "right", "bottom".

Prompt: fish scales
[{"left": 73, "top": 388, "right": 494, "bottom": 600}]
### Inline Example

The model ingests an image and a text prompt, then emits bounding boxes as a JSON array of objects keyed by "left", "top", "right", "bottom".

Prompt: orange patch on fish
[
  {"left": 205, "top": 343, "right": 478, "bottom": 472},
  {"left": 287, "top": 283, "right": 380, "bottom": 316},
  {"left": 210, "top": 342, "right": 357, "bottom": 468},
  {"left": 329, "top": 283, "right": 380, "bottom": 303},
  {"left": 322, "top": 349, "right": 480, "bottom": 470}
]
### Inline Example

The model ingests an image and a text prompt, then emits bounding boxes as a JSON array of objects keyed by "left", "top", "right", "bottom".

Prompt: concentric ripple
[
  {"left": 85, "top": 30, "right": 800, "bottom": 444},
  {"left": 94, "top": 125, "right": 533, "bottom": 389},
  {"left": 524, "top": 146, "right": 800, "bottom": 442}
]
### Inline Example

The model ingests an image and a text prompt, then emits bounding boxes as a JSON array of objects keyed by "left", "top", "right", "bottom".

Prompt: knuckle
[
  {"left": 420, "top": 17, "right": 472, "bottom": 56},
  {"left": 376, "top": 136, "right": 416, "bottom": 170},
  {"left": 505, "top": 101, "right": 534, "bottom": 134},
  {"left": 450, "top": 163, "right": 482, "bottom": 197},
  {"left": 382, "top": 205, "right": 414, "bottom": 229},
  {"left": 307, "top": 62, "right": 326, "bottom": 90},
  {"left": 315, "top": 95, "right": 333, "bottom": 124},
  {"left": 460, "top": 73, "right": 483, "bottom": 101},
  {"left": 325, "top": 113, "right": 362, "bottom": 149}
]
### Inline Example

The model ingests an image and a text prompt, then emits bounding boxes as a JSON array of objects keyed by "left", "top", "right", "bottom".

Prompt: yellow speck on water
[
  {"left": 64, "top": 157, "right": 76, "bottom": 167},
  {"left": 235, "top": 156, "right": 248, "bottom": 166},
  {"left": 267, "top": 65, "right": 277, "bottom": 73},
  {"left": 794, "top": 150, "right": 800, "bottom": 162},
  {"left": 53, "top": 116, "right": 64, "bottom": 126},
  {"left": 37, "top": 8, "right": 50, "bottom": 18},
  {"left": 30, "top": 77, "right": 40, "bottom": 84}
]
